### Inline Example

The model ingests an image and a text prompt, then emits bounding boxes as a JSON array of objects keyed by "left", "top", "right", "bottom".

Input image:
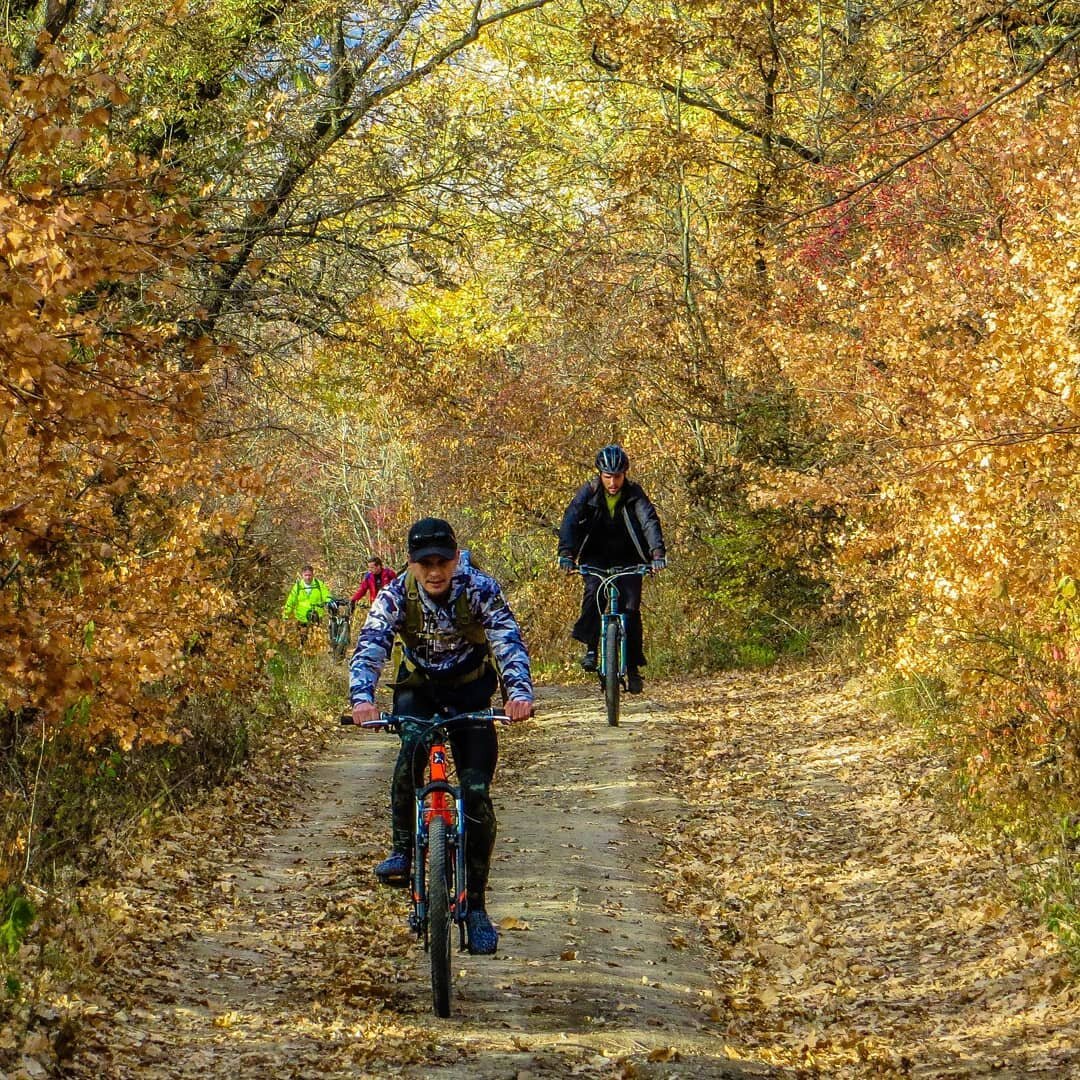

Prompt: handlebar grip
[{"left": 340, "top": 712, "right": 396, "bottom": 730}]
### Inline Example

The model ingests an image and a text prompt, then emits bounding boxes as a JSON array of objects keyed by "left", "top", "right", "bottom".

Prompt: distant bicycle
[
  {"left": 341, "top": 709, "right": 508, "bottom": 1017},
  {"left": 326, "top": 597, "right": 353, "bottom": 661},
  {"left": 576, "top": 564, "right": 652, "bottom": 726}
]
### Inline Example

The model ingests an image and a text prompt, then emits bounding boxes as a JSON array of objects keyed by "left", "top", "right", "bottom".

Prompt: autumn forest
[{"left": 3, "top": 0, "right": 1080, "bottom": 1073}]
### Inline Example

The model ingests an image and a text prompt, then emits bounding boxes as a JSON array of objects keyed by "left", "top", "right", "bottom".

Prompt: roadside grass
[{"left": 877, "top": 671, "right": 1080, "bottom": 970}]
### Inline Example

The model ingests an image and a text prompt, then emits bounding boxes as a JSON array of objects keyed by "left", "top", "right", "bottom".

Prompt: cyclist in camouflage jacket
[{"left": 349, "top": 517, "right": 533, "bottom": 955}]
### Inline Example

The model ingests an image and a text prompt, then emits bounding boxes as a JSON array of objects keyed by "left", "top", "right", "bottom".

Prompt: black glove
[{"left": 558, "top": 556, "right": 575, "bottom": 572}]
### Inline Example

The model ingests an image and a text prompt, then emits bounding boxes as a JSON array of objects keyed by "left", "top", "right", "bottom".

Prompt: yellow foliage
[{"left": 0, "top": 48, "right": 260, "bottom": 757}]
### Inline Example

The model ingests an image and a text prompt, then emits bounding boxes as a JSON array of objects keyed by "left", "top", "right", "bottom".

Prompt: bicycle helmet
[{"left": 595, "top": 444, "right": 630, "bottom": 474}]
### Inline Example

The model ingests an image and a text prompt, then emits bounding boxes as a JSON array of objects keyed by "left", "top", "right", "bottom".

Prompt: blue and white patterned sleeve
[
  {"left": 348, "top": 578, "right": 405, "bottom": 705},
  {"left": 471, "top": 572, "right": 533, "bottom": 702}
]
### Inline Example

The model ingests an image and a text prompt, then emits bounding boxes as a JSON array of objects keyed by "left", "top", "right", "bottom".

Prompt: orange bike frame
[
  {"left": 424, "top": 739, "right": 455, "bottom": 826},
  {"left": 414, "top": 731, "right": 468, "bottom": 924}
]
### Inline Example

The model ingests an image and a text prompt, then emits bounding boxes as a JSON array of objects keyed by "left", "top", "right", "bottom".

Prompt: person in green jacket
[{"left": 282, "top": 563, "right": 331, "bottom": 644}]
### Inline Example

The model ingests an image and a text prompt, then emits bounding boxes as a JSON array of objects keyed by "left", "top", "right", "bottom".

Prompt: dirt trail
[
  {"left": 433, "top": 685, "right": 762, "bottom": 1078},
  {"left": 69, "top": 682, "right": 768, "bottom": 1079},
  {"left": 62, "top": 668, "right": 1080, "bottom": 1079}
]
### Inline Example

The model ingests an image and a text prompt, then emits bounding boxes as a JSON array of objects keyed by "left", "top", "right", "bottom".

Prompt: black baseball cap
[{"left": 407, "top": 517, "right": 458, "bottom": 561}]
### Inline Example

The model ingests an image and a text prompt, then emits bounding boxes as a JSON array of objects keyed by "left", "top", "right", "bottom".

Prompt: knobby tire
[
  {"left": 604, "top": 621, "right": 620, "bottom": 726},
  {"left": 428, "top": 816, "right": 454, "bottom": 1017}
]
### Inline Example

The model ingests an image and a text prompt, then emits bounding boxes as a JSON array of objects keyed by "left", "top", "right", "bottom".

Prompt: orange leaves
[
  {"left": 81, "top": 106, "right": 111, "bottom": 129},
  {"left": 0, "top": 48, "right": 260, "bottom": 760},
  {"left": 757, "top": 83, "right": 1080, "bottom": 798}
]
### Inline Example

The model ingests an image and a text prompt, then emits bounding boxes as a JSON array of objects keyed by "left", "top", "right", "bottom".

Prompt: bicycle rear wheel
[
  {"left": 603, "top": 620, "right": 620, "bottom": 726},
  {"left": 427, "top": 816, "right": 454, "bottom": 1017}
]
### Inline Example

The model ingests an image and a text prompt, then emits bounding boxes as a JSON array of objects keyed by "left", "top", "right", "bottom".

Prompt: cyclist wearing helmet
[{"left": 557, "top": 445, "right": 667, "bottom": 694}]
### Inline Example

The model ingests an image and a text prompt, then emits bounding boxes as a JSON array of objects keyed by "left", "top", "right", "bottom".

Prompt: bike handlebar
[
  {"left": 340, "top": 709, "right": 509, "bottom": 730},
  {"left": 576, "top": 563, "right": 653, "bottom": 579}
]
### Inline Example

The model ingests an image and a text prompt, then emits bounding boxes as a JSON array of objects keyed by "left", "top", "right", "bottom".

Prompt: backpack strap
[
  {"left": 401, "top": 570, "right": 423, "bottom": 642},
  {"left": 455, "top": 589, "right": 489, "bottom": 646},
  {"left": 397, "top": 570, "right": 489, "bottom": 650}
]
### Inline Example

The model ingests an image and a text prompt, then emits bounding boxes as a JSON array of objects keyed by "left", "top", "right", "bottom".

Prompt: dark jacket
[{"left": 558, "top": 478, "right": 666, "bottom": 566}]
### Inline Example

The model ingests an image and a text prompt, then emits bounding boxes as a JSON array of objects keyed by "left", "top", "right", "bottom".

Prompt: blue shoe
[
  {"left": 374, "top": 851, "right": 410, "bottom": 886},
  {"left": 466, "top": 909, "right": 499, "bottom": 955},
  {"left": 580, "top": 650, "right": 598, "bottom": 673}
]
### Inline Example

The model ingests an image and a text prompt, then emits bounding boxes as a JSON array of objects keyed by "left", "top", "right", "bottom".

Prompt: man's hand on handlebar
[
  {"left": 558, "top": 555, "right": 575, "bottom": 573},
  {"left": 351, "top": 701, "right": 380, "bottom": 726},
  {"left": 504, "top": 698, "right": 534, "bottom": 723}
]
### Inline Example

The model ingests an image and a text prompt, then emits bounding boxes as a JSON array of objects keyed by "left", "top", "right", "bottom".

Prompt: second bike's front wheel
[
  {"left": 427, "top": 816, "right": 454, "bottom": 1017},
  {"left": 328, "top": 617, "right": 348, "bottom": 660},
  {"left": 603, "top": 621, "right": 621, "bottom": 727}
]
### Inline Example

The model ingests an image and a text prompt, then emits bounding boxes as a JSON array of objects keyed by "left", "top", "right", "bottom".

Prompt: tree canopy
[{"left": 3, "top": 0, "right": 1080, "bottom": 874}]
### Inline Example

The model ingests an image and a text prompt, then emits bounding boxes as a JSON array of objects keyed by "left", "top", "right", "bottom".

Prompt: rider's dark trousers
[
  {"left": 572, "top": 573, "right": 645, "bottom": 669},
  {"left": 390, "top": 663, "right": 500, "bottom": 908}
]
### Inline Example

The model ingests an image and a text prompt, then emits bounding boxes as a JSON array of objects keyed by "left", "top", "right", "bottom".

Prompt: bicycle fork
[{"left": 598, "top": 612, "right": 628, "bottom": 685}]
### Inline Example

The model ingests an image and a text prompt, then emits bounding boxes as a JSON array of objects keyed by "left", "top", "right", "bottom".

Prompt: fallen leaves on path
[
  {"left": 50, "top": 699, "right": 435, "bottom": 1078},
  {"left": 13, "top": 665, "right": 1080, "bottom": 1079},
  {"left": 655, "top": 666, "right": 1080, "bottom": 1077}
]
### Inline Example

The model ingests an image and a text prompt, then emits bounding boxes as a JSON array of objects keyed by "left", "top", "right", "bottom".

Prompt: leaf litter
[
  {"left": 656, "top": 666, "right": 1080, "bottom": 1077},
  {"left": 13, "top": 666, "right": 1080, "bottom": 1078}
]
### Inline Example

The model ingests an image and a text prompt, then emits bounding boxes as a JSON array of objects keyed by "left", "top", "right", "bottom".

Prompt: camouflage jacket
[{"left": 349, "top": 564, "right": 533, "bottom": 705}]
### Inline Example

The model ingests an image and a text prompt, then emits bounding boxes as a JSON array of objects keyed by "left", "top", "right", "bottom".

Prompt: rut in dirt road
[{"left": 70, "top": 684, "right": 768, "bottom": 1080}]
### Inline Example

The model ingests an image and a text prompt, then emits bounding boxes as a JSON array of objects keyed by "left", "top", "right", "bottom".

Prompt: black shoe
[
  {"left": 626, "top": 670, "right": 643, "bottom": 694},
  {"left": 580, "top": 649, "right": 598, "bottom": 673}
]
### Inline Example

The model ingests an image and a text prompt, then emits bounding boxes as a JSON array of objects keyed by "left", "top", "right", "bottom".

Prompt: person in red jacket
[{"left": 351, "top": 556, "right": 396, "bottom": 605}]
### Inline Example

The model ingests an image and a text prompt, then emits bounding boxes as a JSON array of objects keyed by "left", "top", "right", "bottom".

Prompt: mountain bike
[
  {"left": 326, "top": 597, "right": 353, "bottom": 661},
  {"left": 340, "top": 709, "right": 507, "bottom": 1017},
  {"left": 577, "top": 564, "right": 652, "bottom": 727}
]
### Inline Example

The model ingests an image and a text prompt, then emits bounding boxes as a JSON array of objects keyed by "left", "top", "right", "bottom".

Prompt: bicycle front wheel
[
  {"left": 427, "top": 816, "right": 454, "bottom": 1017},
  {"left": 331, "top": 619, "right": 350, "bottom": 660},
  {"left": 603, "top": 620, "right": 621, "bottom": 726}
]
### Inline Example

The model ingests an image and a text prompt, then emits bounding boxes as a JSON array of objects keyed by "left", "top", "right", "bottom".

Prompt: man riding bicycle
[
  {"left": 558, "top": 444, "right": 667, "bottom": 694},
  {"left": 348, "top": 517, "right": 533, "bottom": 955}
]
